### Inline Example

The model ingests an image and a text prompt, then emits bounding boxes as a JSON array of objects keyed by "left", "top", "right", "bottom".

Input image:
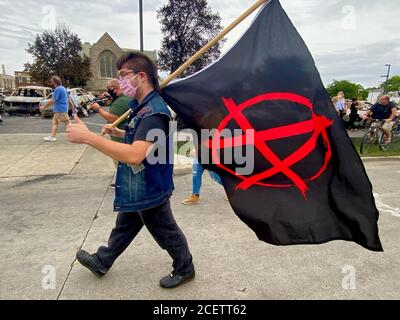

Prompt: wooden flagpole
[{"left": 109, "top": 0, "right": 268, "bottom": 129}]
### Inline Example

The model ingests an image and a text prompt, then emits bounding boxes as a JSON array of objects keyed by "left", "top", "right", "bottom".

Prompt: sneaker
[
  {"left": 110, "top": 183, "right": 116, "bottom": 189},
  {"left": 76, "top": 250, "right": 109, "bottom": 278},
  {"left": 44, "top": 136, "right": 57, "bottom": 142},
  {"left": 160, "top": 270, "right": 195, "bottom": 289},
  {"left": 182, "top": 194, "right": 200, "bottom": 205}
]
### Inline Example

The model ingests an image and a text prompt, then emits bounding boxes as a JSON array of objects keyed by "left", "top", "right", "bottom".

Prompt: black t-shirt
[
  {"left": 371, "top": 102, "right": 397, "bottom": 120},
  {"left": 133, "top": 114, "right": 170, "bottom": 143},
  {"left": 350, "top": 102, "right": 358, "bottom": 115}
]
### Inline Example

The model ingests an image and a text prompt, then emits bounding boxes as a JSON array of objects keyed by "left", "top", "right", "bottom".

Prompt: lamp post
[
  {"left": 139, "top": 0, "right": 144, "bottom": 52},
  {"left": 381, "top": 64, "right": 391, "bottom": 94}
]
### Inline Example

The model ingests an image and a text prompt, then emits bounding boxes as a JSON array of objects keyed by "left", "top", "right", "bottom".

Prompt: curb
[
  {"left": 362, "top": 156, "right": 400, "bottom": 162},
  {"left": 173, "top": 157, "right": 400, "bottom": 175}
]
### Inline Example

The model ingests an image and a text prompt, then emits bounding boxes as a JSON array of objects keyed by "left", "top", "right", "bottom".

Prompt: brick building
[
  {"left": 82, "top": 33, "right": 157, "bottom": 92},
  {"left": 14, "top": 71, "right": 36, "bottom": 88},
  {"left": 0, "top": 64, "right": 15, "bottom": 91}
]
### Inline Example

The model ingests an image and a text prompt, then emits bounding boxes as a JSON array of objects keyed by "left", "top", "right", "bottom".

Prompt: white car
[{"left": 2, "top": 86, "right": 52, "bottom": 115}]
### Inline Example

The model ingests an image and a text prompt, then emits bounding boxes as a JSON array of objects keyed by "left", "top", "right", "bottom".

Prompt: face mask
[
  {"left": 118, "top": 74, "right": 141, "bottom": 98},
  {"left": 107, "top": 88, "right": 117, "bottom": 98}
]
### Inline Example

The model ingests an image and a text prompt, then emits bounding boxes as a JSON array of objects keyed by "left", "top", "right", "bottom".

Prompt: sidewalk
[
  {"left": 0, "top": 133, "right": 193, "bottom": 178},
  {"left": 1, "top": 133, "right": 400, "bottom": 300}
]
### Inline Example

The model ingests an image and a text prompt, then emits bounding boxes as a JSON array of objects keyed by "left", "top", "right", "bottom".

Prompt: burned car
[
  {"left": 2, "top": 86, "right": 52, "bottom": 115},
  {"left": 39, "top": 88, "right": 94, "bottom": 118},
  {"left": 0, "top": 93, "right": 5, "bottom": 114}
]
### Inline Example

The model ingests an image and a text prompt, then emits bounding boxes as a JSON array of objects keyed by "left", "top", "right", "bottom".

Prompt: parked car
[
  {"left": 2, "top": 86, "right": 52, "bottom": 116},
  {"left": 75, "top": 88, "right": 95, "bottom": 110},
  {"left": 70, "top": 88, "right": 96, "bottom": 112},
  {"left": 39, "top": 88, "right": 93, "bottom": 118},
  {"left": 0, "top": 93, "right": 5, "bottom": 113}
]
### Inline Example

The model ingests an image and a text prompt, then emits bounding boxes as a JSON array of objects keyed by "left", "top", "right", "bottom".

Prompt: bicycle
[
  {"left": 393, "top": 117, "right": 400, "bottom": 135},
  {"left": 359, "top": 119, "right": 392, "bottom": 154}
]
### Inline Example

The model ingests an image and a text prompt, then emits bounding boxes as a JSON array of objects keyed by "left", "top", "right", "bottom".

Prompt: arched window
[{"left": 99, "top": 50, "right": 117, "bottom": 78}]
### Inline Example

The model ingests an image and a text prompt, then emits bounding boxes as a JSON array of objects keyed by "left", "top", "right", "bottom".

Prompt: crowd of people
[{"left": 332, "top": 91, "right": 398, "bottom": 144}]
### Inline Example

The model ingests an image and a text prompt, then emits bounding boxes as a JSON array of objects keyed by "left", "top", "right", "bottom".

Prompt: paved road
[
  {"left": 0, "top": 113, "right": 370, "bottom": 137},
  {"left": 0, "top": 112, "right": 107, "bottom": 134},
  {"left": 0, "top": 120, "right": 399, "bottom": 300}
]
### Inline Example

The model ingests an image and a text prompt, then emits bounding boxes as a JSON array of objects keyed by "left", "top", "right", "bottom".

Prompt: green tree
[
  {"left": 380, "top": 75, "right": 400, "bottom": 93},
  {"left": 358, "top": 85, "right": 369, "bottom": 100},
  {"left": 157, "top": 0, "right": 225, "bottom": 77},
  {"left": 326, "top": 80, "right": 367, "bottom": 99},
  {"left": 24, "top": 25, "right": 92, "bottom": 87}
]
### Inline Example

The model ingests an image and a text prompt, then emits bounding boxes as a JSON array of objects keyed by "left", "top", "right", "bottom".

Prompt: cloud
[
  {"left": 0, "top": 0, "right": 398, "bottom": 88},
  {"left": 314, "top": 39, "right": 400, "bottom": 87}
]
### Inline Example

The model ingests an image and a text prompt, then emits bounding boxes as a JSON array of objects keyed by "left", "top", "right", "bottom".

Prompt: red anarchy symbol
[{"left": 205, "top": 92, "right": 333, "bottom": 197}]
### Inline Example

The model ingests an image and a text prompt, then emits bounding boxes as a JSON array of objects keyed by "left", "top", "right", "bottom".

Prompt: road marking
[{"left": 374, "top": 193, "right": 400, "bottom": 218}]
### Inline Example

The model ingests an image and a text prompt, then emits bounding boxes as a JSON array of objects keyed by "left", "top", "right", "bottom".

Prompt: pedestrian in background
[
  {"left": 182, "top": 149, "right": 224, "bottom": 205},
  {"left": 93, "top": 79, "right": 132, "bottom": 143},
  {"left": 335, "top": 91, "right": 347, "bottom": 119},
  {"left": 348, "top": 97, "right": 360, "bottom": 131},
  {"left": 41, "top": 76, "right": 69, "bottom": 142}
]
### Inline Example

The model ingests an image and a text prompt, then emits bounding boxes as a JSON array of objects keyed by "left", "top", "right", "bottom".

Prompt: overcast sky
[{"left": 0, "top": 0, "right": 398, "bottom": 88}]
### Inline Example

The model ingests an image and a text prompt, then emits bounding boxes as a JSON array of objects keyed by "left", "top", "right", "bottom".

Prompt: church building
[{"left": 81, "top": 33, "right": 157, "bottom": 92}]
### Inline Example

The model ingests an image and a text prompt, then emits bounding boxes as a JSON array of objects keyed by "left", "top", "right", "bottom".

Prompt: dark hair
[
  {"left": 51, "top": 76, "right": 62, "bottom": 86},
  {"left": 117, "top": 52, "right": 160, "bottom": 92}
]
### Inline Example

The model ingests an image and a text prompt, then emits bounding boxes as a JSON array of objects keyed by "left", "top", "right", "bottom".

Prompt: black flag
[{"left": 162, "top": 0, "right": 383, "bottom": 251}]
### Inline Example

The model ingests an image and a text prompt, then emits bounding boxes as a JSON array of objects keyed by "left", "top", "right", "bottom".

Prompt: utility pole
[
  {"left": 381, "top": 64, "right": 391, "bottom": 93},
  {"left": 139, "top": 0, "right": 144, "bottom": 52}
]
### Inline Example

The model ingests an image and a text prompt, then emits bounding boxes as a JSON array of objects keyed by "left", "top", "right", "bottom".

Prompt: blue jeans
[{"left": 192, "top": 158, "right": 222, "bottom": 196}]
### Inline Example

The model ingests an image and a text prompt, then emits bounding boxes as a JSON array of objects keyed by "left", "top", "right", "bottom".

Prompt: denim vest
[{"left": 114, "top": 91, "right": 174, "bottom": 212}]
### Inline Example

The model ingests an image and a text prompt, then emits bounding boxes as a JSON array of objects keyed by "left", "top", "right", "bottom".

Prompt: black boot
[{"left": 76, "top": 250, "right": 109, "bottom": 278}]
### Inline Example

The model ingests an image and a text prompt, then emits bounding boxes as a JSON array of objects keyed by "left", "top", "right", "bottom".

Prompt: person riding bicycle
[{"left": 363, "top": 95, "right": 397, "bottom": 144}]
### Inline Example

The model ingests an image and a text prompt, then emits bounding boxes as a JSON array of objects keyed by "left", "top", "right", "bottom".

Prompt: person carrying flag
[{"left": 66, "top": 52, "right": 195, "bottom": 289}]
